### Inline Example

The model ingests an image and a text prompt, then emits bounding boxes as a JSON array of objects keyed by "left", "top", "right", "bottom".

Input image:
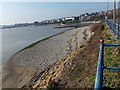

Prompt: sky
[{"left": 0, "top": 2, "right": 116, "bottom": 25}]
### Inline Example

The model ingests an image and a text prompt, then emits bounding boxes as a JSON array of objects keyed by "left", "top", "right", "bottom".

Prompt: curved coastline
[
  {"left": 2, "top": 27, "right": 74, "bottom": 88},
  {"left": 2, "top": 23, "right": 95, "bottom": 88},
  {"left": 18, "top": 28, "right": 74, "bottom": 53},
  {"left": 2, "top": 27, "right": 74, "bottom": 82}
]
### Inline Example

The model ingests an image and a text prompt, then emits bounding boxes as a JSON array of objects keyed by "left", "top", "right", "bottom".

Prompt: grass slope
[{"left": 102, "top": 22, "right": 120, "bottom": 88}]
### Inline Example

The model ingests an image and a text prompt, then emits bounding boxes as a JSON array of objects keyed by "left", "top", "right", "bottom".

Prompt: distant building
[
  {"left": 107, "top": 10, "right": 112, "bottom": 15},
  {"left": 61, "top": 18, "right": 65, "bottom": 21},
  {"left": 80, "top": 16, "right": 89, "bottom": 21},
  {"left": 74, "top": 16, "right": 80, "bottom": 21},
  {"left": 118, "top": 1, "right": 120, "bottom": 8},
  {"left": 65, "top": 17, "right": 74, "bottom": 21},
  {"left": 34, "top": 21, "right": 39, "bottom": 24}
]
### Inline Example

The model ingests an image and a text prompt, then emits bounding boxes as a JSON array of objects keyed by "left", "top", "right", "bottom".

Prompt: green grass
[
  {"left": 87, "top": 22, "right": 120, "bottom": 88},
  {"left": 102, "top": 22, "right": 120, "bottom": 88}
]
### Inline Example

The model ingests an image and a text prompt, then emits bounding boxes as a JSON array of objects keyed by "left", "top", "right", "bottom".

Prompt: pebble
[{"left": 12, "top": 25, "right": 93, "bottom": 73}]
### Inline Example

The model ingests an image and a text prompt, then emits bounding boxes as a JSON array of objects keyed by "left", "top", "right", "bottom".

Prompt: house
[
  {"left": 73, "top": 16, "right": 80, "bottom": 21},
  {"left": 65, "top": 17, "right": 74, "bottom": 21},
  {"left": 107, "top": 10, "right": 112, "bottom": 15},
  {"left": 61, "top": 18, "right": 65, "bottom": 22},
  {"left": 80, "top": 15, "right": 89, "bottom": 21}
]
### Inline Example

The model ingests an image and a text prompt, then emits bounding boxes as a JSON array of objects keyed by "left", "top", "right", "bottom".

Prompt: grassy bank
[
  {"left": 87, "top": 22, "right": 120, "bottom": 88},
  {"left": 102, "top": 22, "right": 120, "bottom": 88}
]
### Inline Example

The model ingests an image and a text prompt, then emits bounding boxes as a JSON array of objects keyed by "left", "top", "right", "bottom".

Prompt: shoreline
[
  {"left": 2, "top": 22, "right": 97, "bottom": 88},
  {"left": 2, "top": 27, "right": 75, "bottom": 84},
  {"left": 17, "top": 27, "right": 75, "bottom": 53},
  {"left": 8, "top": 22, "right": 95, "bottom": 55}
]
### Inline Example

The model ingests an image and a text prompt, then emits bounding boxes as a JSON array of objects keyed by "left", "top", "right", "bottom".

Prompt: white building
[
  {"left": 65, "top": 17, "right": 74, "bottom": 21},
  {"left": 61, "top": 18, "right": 65, "bottom": 21}
]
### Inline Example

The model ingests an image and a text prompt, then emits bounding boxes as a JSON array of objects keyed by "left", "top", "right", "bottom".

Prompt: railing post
[
  {"left": 117, "top": 23, "right": 119, "bottom": 39},
  {"left": 112, "top": 22, "right": 115, "bottom": 34},
  {"left": 110, "top": 21, "right": 112, "bottom": 31},
  {"left": 114, "top": 23, "right": 116, "bottom": 35},
  {"left": 94, "top": 39, "right": 104, "bottom": 89}
]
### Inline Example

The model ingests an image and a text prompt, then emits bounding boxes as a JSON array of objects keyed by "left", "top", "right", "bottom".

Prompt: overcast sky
[{"left": 0, "top": 2, "right": 115, "bottom": 25}]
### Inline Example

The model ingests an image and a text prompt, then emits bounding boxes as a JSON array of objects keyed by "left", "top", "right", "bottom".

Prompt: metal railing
[
  {"left": 105, "top": 19, "right": 120, "bottom": 39},
  {"left": 94, "top": 40, "right": 120, "bottom": 89}
]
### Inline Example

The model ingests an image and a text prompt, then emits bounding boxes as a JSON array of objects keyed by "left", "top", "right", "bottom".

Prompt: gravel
[{"left": 11, "top": 25, "right": 94, "bottom": 72}]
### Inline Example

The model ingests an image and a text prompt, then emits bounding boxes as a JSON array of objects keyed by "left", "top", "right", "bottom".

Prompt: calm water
[{"left": 1, "top": 25, "right": 72, "bottom": 62}]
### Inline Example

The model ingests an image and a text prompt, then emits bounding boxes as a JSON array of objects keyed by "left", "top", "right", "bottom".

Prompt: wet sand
[{"left": 2, "top": 23, "right": 96, "bottom": 88}]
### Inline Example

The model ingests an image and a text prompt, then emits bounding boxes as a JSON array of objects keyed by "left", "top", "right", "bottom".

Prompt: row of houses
[
  {"left": 38, "top": 11, "right": 105, "bottom": 25},
  {"left": 40, "top": 16, "right": 80, "bottom": 24}
]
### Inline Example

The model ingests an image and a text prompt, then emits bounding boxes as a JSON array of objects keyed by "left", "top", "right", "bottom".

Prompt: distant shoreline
[
  {"left": 0, "top": 23, "right": 59, "bottom": 29},
  {"left": 1, "top": 21, "right": 95, "bottom": 30}
]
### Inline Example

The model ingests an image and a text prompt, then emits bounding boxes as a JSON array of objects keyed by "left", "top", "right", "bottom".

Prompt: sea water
[{"left": 2, "top": 25, "right": 72, "bottom": 62}]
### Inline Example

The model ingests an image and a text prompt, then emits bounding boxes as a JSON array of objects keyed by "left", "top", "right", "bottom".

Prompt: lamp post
[{"left": 113, "top": 0, "right": 116, "bottom": 22}]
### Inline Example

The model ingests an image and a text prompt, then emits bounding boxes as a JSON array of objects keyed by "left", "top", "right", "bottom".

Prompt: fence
[
  {"left": 94, "top": 40, "right": 120, "bottom": 88},
  {"left": 105, "top": 20, "right": 120, "bottom": 40}
]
